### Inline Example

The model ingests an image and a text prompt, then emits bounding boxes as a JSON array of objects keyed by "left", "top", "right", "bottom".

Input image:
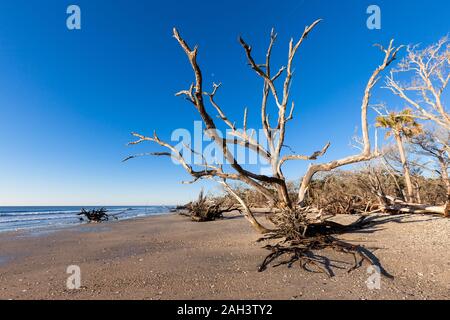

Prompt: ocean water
[{"left": 0, "top": 206, "right": 174, "bottom": 233}]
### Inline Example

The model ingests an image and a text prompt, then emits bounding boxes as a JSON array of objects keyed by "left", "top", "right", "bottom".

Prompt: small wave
[
  {"left": 0, "top": 215, "right": 78, "bottom": 224},
  {"left": 0, "top": 207, "right": 137, "bottom": 217},
  {"left": 0, "top": 206, "right": 175, "bottom": 233},
  {"left": 0, "top": 211, "right": 79, "bottom": 217}
]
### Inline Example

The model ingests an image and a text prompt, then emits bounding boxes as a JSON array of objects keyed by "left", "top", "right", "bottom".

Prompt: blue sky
[{"left": 0, "top": 0, "right": 448, "bottom": 206}]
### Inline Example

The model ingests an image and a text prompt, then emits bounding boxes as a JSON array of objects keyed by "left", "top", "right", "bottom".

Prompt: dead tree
[
  {"left": 78, "top": 208, "right": 111, "bottom": 223},
  {"left": 386, "top": 37, "right": 450, "bottom": 131},
  {"left": 126, "top": 20, "right": 328, "bottom": 233},
  {"left": 364, "top": 156, "right": 449, "bottom": 216},
  {"left": 181, "top": 190, "right": 241, "bottom": 222},
  {"left": 125, "top": 22, "right": 402, "bottom": 275},
  {"left": 412, "top": 131, "right": 450, "bottom": 216},
  {"left": 378, "top": 37, "right": 450, "bottom": 217}
]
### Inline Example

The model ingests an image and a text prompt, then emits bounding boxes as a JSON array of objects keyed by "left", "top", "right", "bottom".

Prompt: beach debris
[
  {"left": 77, "top": 208, "right": 115, "bottom": 223},
  {"left": 179, "top": 190, "right": 240, "bottom": 222},
  {"left": 170, "top": 204, "right": 188, "bottom": 213}
]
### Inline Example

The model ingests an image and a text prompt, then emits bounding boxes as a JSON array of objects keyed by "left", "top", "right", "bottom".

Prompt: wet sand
[{"left": 0, "top": 212, "right": 448, "bottom": 300}]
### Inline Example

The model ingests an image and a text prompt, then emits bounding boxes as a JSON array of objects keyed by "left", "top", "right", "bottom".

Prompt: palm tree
[{"left": 376, "top": 109, "right": 423, "bottom": 202}]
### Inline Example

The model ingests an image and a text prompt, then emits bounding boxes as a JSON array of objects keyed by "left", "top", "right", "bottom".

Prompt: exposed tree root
[
  {"left": 78, "top": 208, "right": 116, "bottom": 223},
  {"left": 258, "top": 235, "right": 373, "bottom": 276},
  {"left": 257, "top": 213, "right": 390, "bottom": 277}
]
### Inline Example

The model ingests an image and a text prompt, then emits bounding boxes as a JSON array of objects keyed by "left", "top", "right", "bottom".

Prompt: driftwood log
[{"left": 179, "top": 190, "right": 241, "bottom": 222}]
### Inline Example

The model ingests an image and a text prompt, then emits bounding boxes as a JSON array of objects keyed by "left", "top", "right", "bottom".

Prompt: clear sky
[{"left": 0, "top": 0, "right": 449, "bottom": 206}]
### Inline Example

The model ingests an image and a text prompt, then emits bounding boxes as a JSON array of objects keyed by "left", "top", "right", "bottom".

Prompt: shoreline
[
  {"left": 0, "top": 206, "right": 173, "bottom": 236},
  {"left": 0, "top": 212, "right": 448, "bottom": 300}
]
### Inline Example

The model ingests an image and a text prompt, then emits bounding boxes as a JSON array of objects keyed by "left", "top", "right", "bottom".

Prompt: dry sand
[{"left": 0, "top": 212, "right": 448, "bottom": 300}]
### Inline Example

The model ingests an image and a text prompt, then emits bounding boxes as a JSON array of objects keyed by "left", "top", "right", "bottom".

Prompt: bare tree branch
[
  {"left": 385, "top": 37, "right": 450, "bottom": 130},
  {"left": 297, "top": 40, "right": 402, "bottom": 205}
]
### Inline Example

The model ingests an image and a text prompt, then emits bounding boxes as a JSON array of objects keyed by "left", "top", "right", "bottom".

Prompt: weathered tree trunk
[
  {"left": 444, "top": 193, "right": 450, "bottom": 218},
  {"left": 439, "top": 160, "right": 450, "bottom": 217},
  {"left": 394, "top": 133, "right": 414, "bottom": 202},
  {"left": 220, "top": 181, "right": 272, "bottom": 234},
  {"left": 380, "top": 195, "right": 447, "bottom": 215}
]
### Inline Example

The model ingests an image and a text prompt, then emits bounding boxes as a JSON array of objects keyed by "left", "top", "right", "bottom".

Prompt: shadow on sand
[{"left": 224, "top": 212, "right": 439, "bottom": 279}]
